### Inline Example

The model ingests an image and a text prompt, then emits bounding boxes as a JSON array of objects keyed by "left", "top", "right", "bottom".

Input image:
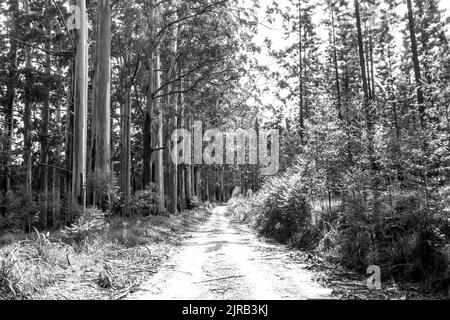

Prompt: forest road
[{"left": 127, "top": 205, "right": 334, "bottom": 300}]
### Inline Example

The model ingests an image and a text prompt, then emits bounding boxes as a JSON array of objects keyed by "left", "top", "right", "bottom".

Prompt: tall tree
[
  {"left": 120, "top": 53, "right": 132, "bottom": 217},
  {"left": 93, "top": 0, "right": 112, "bottom": 209},
  {"left": 169, "top": 16, "right": 180, "bottom": 215},
  {"left": 327, "top": 0, "right": 342, "bottom": 121},
  {"left": 298, "top": 1, "right": 304, "bottom": 144},
  {"left": 406, "top": 0, "right": 425, "bottom": 123},
  {"left": 72, "top": 0, "right": 89, "bottom": 211},
  {"left": 2, "top": 0, "right": 18, "bottom": 193},
  {"left": 355, "top": 0, "right": 379, "bottom": 206},
  {"left": 154, "top": 49, "right": 164, "bottom": 214},
  {"left": 38, "top": 0, "right": 53, "bottom": 228},
  {"left": 23, "top": 0, "right": 32, "bottom": 196}
]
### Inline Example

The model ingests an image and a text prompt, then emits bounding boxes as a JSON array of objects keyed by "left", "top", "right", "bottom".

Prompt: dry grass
[{"left": 0, "top": 207, "right": 211, "bottom": 300}]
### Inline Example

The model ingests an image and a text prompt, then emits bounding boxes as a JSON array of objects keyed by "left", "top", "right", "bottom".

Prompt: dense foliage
[{"left": 228, "top": 0, "right": 450, "bottom": 291}]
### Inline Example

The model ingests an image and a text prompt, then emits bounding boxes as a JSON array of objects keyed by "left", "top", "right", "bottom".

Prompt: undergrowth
[
  {"left": 0, "top": 206, "right": 211, "bottom": 300},
  {"left": 228, "top": 168, "right": 450, "bottom": 295}
]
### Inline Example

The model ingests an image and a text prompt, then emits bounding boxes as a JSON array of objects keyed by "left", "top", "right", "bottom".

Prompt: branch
[
  {"left": 154, "top": 57, "right": 227, "bottom": 96},
  {"left": 156, "top": 0, "right": 229, "bottom": 38},
  {"left": 0, "top": 35, "right": 72, "bottom": 56},
  {"left": 39, "top": 163, "right": 72, "bottom": 175},
  {"left": 151, "top": 146, "right": 166, "bottom": 154}
]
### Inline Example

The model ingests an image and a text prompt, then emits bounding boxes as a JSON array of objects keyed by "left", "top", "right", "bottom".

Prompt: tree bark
[
  {"left": 154, "top": 50, "right": 165, "bottom": 214},
  {"left": 298, "top": 1, "right": 304, "bottom": 144},
  {"left": 143, "top": 1, "right": 156, "bottom": 190},
  {"left": 3, "top": 0, "right": 18, "bottom": 193},
  {"left": 88, "top": 7, "right": 100, "bottom": 207},
  {"left": 72, "top": 0, "right": 89, "bottom": 212},
  {"left": 39, "top": 0, "right": 52, "bottom": 228},
  {"left": 120, "top": 56, "right": 131, "bottom": 217},
  {"left": 23, "top": 0, "right": 32, "bottom": 197},
  {"left": 93, "top": 0, "right": 112, "bottom": 210},
  {"left": 53, "top": 27, "right": 64, "bottom": 227},
  {"left": 355, "top": 0, "right": 378, "bottom": 202},
  {"left": 185, "top": 118, "right": 192, "bottom": 207},
  {"left": 330, "top": 5, "right": 342, "bottom": 120},
  {"left": 169, "top": 23, "right": 179, "bottom": 214},
  {"left": 406, "top": 0, "right": 425, "bottom": 125},
  {"left": 195, "top": 166, "right": 202, "bottom": 198}
]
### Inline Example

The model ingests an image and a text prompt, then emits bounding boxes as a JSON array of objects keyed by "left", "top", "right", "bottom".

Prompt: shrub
[
  {"left": 238, "top": 155, "right": 450, "bottom": 291},
  {"left": 252, "top": 172, "right": 315, "bottom": 246},
  {"left": 61, "top": 208, "right": 108, "bottom": 244},
  {"left": 0, "top": 187, "right": 38, "bottom": 232},
  {"left": 335, "top": 196, "right": 374, "bottom": 271},
  {"left": 336, "top": 192, "right": 450, "bottom": 285},
  {"left": 187, "top": 196, "right": 201, "bottom": 209},
  {"left": 129, "top": 184, "right": 158, "bottom": 216}
]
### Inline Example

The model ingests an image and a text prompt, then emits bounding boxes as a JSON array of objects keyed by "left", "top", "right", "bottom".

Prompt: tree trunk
[
  {"left": 205, "top": 178, "right": 210, "bottom": 203},
  {"left": 143, "top": 71, "right": 153, "bottom": 189},
  {"left": 154, "top": 50, "right": 165, "bottom": 214},
  {"left": 330, "top": 6, "right": 342, "bottom": 120},
  {"left": 23, "top": 0, "right": 32, "bottom": 198},
  {"left": 39, "top": 0, "right": 52, "bottom": 228},
  {"left": 369, "top": 35, "right": 375, "bottom": 99},
  {"left": 143, "top": 1, "right": 157, "bottom": 190},
  {"left": 169, "top": 23, "right": 179, "bottom": 214},
  {"left": 3, "top": 0, "right": 18, "bottom": 194},
  {"left": 195, "top": 166, "right": 202, "bottom": 198},
  {"left": 53, "top": 30, "right": 64, "bottom": 227},
  {"left": 170, "top": 111, "right": 178, "bottom": 213},
  {"left": 179, "top": 78, "right": 185, "bottom": 210},
  {"left": 406, "top": 0, "right": 425, "bottom": 124},
  {"left": 120, "top": 73, "right": 131, "bottom": 217},
  {"left": 355, "top": 0, "right": 378, "bottom": 203},
  {"left": 72, "top": 0, "right": 89, "bottom": 212},
  {"left": 93, "top": 0, "right": 112, "bottom": 210},
  {"left": 365, "top": 40, "right": 372, "bottom": 99},
  {"left": 298, "top": 1, "right": 304, "bottom": 144},
  {"left": 88, "top": 7, "right": 100, "bottom": 207},
  {"left": 65, "top": 68, "right": 73, "bottom": 224},
  {"left": 220, "top": 167, "right": 225, "bottom": 202},
  {"left": 185, "top": 119, "right": 192, "bottom": 207}
]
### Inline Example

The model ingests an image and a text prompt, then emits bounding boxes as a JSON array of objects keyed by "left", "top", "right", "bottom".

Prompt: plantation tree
[
  {"left": 93, "top": 0, "right": 112, "bottom": 209},
  {"left": 23, "top": 0, "right": 32, "bottom": 205},
  {"left": 2, "top": 0, "right": 18, "bottom": 194},
  {"left": 72, "top": 0, "right": 88, "bottom": 211},
  {"left": 354, "top": 0, "right": 378, "bottom": 206},
  {"left": 38, "top": 0, "right": 52, "bottom": 228},
  {"left": 406, "top": 0, "right": 425, "bottom": 121}
]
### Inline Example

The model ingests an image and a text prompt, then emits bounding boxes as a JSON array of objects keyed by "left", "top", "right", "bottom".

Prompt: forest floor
[{"left": 128, "top": 205, "right": 444, "bottom": 300}]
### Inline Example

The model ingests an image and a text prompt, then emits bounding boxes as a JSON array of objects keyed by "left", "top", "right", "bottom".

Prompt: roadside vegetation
[
  {"left": 0, "top": 205, "right": 210, "bottom": 300},
  {"left": 229, "top": 164, "right": 450, "bottom": 298}
]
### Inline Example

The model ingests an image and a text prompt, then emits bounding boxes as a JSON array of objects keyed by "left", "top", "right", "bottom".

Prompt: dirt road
[{"left": 128, "top": 206, "right": 334, "bottom": 300}]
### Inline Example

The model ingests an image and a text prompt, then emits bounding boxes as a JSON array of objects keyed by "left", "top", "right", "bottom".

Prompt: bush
[
  {"left": 61, "top": 208, "right": 108, "bottom": 244},
  {"left": 335, "top": 192, "right": 450, "bottom": 286},
  {"left": 252, "top": 172, "right": 316, "bottom": 246},
  {"left": 129, "top": 184, "right": 158, "bottom": 216},
  {"left": 335, "top": 196, "right": 374, "bottom": 271},
  {"left": 0, "top": 187, "right": 38, "bottom": 232},
  {"left": 237, "top": 155, "right": 450, "bottom": 291},
  {"left": 187, "top": 196, "right": 201, "bottom": 209}
]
